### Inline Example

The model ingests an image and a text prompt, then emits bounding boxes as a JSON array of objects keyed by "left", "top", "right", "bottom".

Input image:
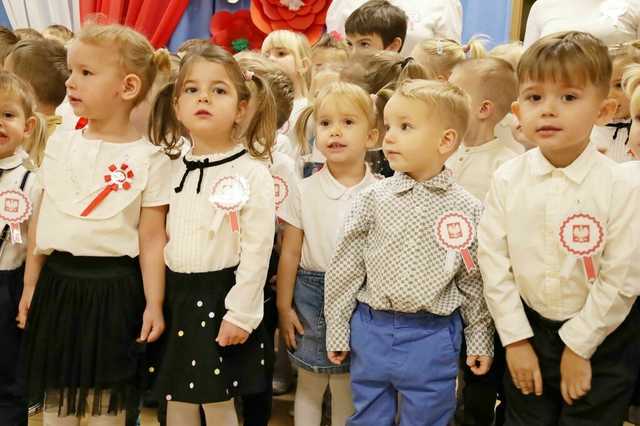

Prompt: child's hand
[
  {"left": 560, "top": 346, "right": 591, "bottom": 405},
  {"left": 328, "top": 351, "right": 349, "bottom": 365},
  {"left": 506, "top": 339, "right": 543, "bottom": 396},
  {"left": 139, "top": 304, "right": 165, "bottom": 343},
  {"left": 278, "top": 307, "right": 304, "bottom": 350},
  {"left": 466, "top": 355, "right": 493, "bottom": 375},
  {"left": 216, "top": 320, "right": 249, "bottom": 346},
  {"left": 16, "top": 286, "right": 35, "bottom": 329}
]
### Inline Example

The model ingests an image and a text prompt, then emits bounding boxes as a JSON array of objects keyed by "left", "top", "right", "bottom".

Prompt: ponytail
[
  {"left": 397, "top": 56, "right": 434, "bottom": 82},
  {"left": 243, "top": 72, "right": 277, "bottom": 160},
  {"left": 465, "top": 36, "right": 489, "bottom": 60},
  {"left": 148, "top": 82, "right": 185, "bottom": 158},
  {"left": 152, "top": 48, "right": 172, "bottom": 78},
  {"left": 23, "top": 112, "right": 47, "bottom": 167},
  {"left": 293, "top": 106, "right": 314, "bottom": 156}
]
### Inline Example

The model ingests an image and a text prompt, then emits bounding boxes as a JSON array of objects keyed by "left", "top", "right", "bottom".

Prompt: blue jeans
[{"left": 349, "top": 303, "right": 462, "bottom": 426}]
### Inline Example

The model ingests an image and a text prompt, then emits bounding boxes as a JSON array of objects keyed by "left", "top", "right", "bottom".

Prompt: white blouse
[
  {"left": 164, "top": 145, "right": 275, "bottom": 333},
  {"left": 0, "top": 150, "right": 42, "bottom": 270},
  {"left": 524, "top": 0, "right": 640, "bottom": 47},
  {"left": 36, "top": 130, "right": 171, "bottom": 257}
]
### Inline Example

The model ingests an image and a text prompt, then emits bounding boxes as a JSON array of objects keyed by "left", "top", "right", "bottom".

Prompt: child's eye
[
  {"left": 527, "top": 94, "right": 541, "bottom": 102},
  {"left": 214, "top": 88, "right": 226, "bottom": 95},
  {"left": 562, "top": 94, "right": 577, "bottom": 102},
  {"left": 82, "top": 69, "right": 91, "bottom": 76},
  {"left": 319, "top": 120, "right": 330, "bottom": 127},
  {"left": 383, "top": 124, "right": 390, "bottom": 132},
  {"left": 401, "top": 122, "right": 411, "bottom": 130},
  {"left": 3, "top": 112, "right": 14, "bottom": 119},
  {"left": 345, "top": 119, "right": 354, "bottom": 125},
  {"left": 359, "top": 41, "right": 370, "bottom": 48},
  {"left": 185, "top": 86, "right": 197, "bottom": 94}
]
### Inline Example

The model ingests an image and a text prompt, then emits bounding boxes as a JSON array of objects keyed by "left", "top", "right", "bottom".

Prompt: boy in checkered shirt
[{"left": 324, "top": 79, "right": 494, "bottom": 426}]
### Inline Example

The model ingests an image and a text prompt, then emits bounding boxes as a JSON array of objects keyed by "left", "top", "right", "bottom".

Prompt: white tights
[
  {"left": 294, "top": 369, "right": 354, "bottom": 426},
  {"left": 42, "top": 391, "right": 126, "bottom": 426},
  {"left": 166, "top": 399, "right": 238, "bottom": 426}
]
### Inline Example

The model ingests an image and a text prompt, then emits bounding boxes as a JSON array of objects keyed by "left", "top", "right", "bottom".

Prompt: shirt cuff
[
  {"left": 465, "top": 329, "right": 495, "bottom": 357},
  {"left": 558, "top": 317, "right": 601, "bottom": 359},
  {"left": 223, "top": 311, "right": 258, "bottom": 334},
  {"left": 494, "top": 311, "right": 534, "bottom": 348},
  {"left": 325, "top": 324, "right": 351, "bottom": 352}
]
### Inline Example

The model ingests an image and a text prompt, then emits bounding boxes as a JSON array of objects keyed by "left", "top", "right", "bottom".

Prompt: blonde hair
[
  {"left": 412, "top": 37, "right": 487, "bottom": 78},
  {"left": 311, "top": 33, "right": 350, "bottom": 67},
  {"left": 235, "top": 51, "right": 295, "bottom": 129},
  {"left": 394, "top": 79, "right": 471, "bottom": 141},
  {"left": 622, "top": 63, "right": 640, "bottom": 114},
  {"left": 295, "top": 82, "right": 377, "bottom": 155},
  {"left": 42, "top": 24, "right": 74, "bottom": 44},
  {"left": 261, "top": 30, "right": 312, "bottom": 97},
  {"left": 149, "top": 44, "right": 278, "bottom": 160},
  {"left": 518, "top": 31, "right": 611, "bottom": 96},
  {"left": 452, "top": 57, "right": 517, "bottom": 120},
  {"left": 490, "top": 41, "right": 524, "bottom": 70},
  {"left": 0, "top": 71, "right": 47, "bottom": 166},
  {"left": 76, "top": 23, "right": 171, "bottom": 106}
]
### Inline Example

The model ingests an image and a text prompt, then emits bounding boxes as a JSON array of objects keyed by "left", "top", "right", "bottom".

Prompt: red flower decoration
[
  {"left": 211, "top": 9, "right": 267, "bottom": 53},
  {"left": 250, "top": 0, "right": 330, "bottom": 44}
]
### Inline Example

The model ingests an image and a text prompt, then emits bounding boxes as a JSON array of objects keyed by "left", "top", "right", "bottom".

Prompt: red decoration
[
  {"left": 250, "top": 0, "right": 330, "bottom": 44},
  {"left": 211, "top": 9, "right": 267, "bottom": 53},
  {"left": 81, "top": 163, "right": 135, "bottom": 217}
]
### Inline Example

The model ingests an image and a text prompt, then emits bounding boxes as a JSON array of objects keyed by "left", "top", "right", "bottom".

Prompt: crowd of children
[{"left": 0, "top": 1, "right": 639, "bottom": 426}]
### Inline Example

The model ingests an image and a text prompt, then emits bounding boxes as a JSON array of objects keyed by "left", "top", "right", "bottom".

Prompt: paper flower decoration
[
  {"left": 211, "top": 9, "right": 267, "bottom": 53},
  {"left": 250, "top": 0, "right": 330, "bottom": 43}
]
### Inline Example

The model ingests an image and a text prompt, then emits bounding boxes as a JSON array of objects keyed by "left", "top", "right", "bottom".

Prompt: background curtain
[
  {"left": 0, "top": 1, "right": 10, "bottom": 27},
  {"left": 460, "top": 0, "right": 513, "bottom": 46},
  {"left": 167, "top": 0, "right": 214, "bottom": 51}
]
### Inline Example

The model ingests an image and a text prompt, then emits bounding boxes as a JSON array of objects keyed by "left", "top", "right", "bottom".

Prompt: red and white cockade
[
  {"left": 434, "top": 211, "right": 476, "bottom": 273},
  {"left": 0, "top": 189, "right": 32, "bottom": 244},
  {"left": 559, "top": 213, "right": 605, "bottom": 282},
  {"left": 81, "top": 163, "right": 134, "bottom": 217},
  {"left": 209, "top": 175, "right": 250, "bottom": 233}
]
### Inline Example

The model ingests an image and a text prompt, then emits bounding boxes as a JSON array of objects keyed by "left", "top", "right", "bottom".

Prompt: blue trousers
[{"left": 348, "top": 303, "right": 462, "bottom": 426}]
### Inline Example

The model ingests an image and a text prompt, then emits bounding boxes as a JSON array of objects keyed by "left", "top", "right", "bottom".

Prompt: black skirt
[
  {"left": 153, "top": 267, "right": 269, "bottom": 404},
  {"left": 23, "top": 252, "right": 145, "bottom": 417}
]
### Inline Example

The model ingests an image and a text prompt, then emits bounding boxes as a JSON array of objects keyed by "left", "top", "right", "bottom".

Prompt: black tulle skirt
[
  {"left": 23, "top": 251, "right": 145, "bottom": 416},
  {"left": 152, "top": 267, "right": 269, "bottom": 404}
]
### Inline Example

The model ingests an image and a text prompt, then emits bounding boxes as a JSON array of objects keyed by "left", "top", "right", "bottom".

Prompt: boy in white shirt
[
  {"left": 447, "top": 58, "right": 521, "bottom": 202},
  {"left": 479, "top": 31, "right": 640, "bottom": 426}
]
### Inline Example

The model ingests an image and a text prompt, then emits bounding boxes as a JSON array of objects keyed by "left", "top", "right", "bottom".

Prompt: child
[
  {"left": 311, "top": 32, "right": 349, "bottom": 73},
  {"left": 591, "top": 41, "right": 640, "bottom": 162},
  {"left": 17, "top": 24, "right": 172, "bottom": 424},
  {"left": 447, "top": 58, "right": 521, "bottom": 201},
  {"left": 4, "top": 39, "right": 70, "bottom": 161},
  {"left": 0, "top": 71, "right": 45, "bottom": 426},
  {"left": 149, "top": 44, "right": 277, "bottom": 426},
  {"left": 478, "top": 31, "right": 640, "bottom": 426},
  {"left": 42, "top": 24, "right": 74, "bottom": 45},
  {"left": 344, "top": 0, "right": 407, "bottom": 53},
  {"left": 325, "top": 79, "right": 494, "bottom": 425},
  {"left": 411, "top": 37, "right": 487, "bottom": 80},
  {"left": 278, "top": 82, "right": 379, "bottom": 426},
  {"left": 490, "top": 41, "right": 525, "bottom": 70},
  {"left": 0, "top": 26, "right": 18, "bottom": 68},
  {"left": 261, "top": 30, "right": 312, "bottom": 166}
]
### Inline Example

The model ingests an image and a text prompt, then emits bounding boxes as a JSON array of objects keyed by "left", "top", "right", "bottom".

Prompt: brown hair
[
  {"left": 517, "top": 31, "right": 612, "bottom": 96},
  {"left": 149, "top": 44, "right": 278, "bottom": 160},
  {"left": 0, "top": 26, "right": 18, "bottom": 65},
  {"left": 311, "top": 33, "right": 350, "bottom": 68},
  {"left": 43, "top": 24, "right": 74, "bottom": 44},
  {"left": 235, "top": 51, "right": 294, "bottom": 129},
  {"left": 6, "top": 39, "right": 69, "bottom": 107},
  {"left": 411, "top": 37, "right": 487, "bottom": 78},
  {"left": 0, "top": 71, "right": 47, "bottom": 166},
  {"left": 177, "top": 38, "right": 211, "bottom": 57},
  {"left": 14, "top": 28, "right": 43, "bottom": 41},
  {"left": 452, "top": 57, "right": 518, "bottom": 120},
  {"left": 345, "top": 0, "right": 408, "bottom": 49},
  {"left": 76, "top": 23, "right": 171, "bottom": 106}
]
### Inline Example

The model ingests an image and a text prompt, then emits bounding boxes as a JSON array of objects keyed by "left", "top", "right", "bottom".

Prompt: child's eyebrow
[{"left": 183, "top": 79, "right": 230, "bottom": 87}]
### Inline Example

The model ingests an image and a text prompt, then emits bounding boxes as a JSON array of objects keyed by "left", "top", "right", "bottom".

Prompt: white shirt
[
  {"left": 495, "top": 114, "right": 526, "bottom": 154},
  {"left": 325, "top": 0, "right": 463, "bottom": 56},
  {"left": 446, "top": 138, "right": 519, "bottom": 202},
  {"left": 36, "top": 130, "right": 171, "bottom": 257},
  {"left": 266, "top": 151, "right": 299, "bottom": 215},
  {"left": 165, "top": 145, "right": 275, "bottom": 333},
  {"left": 278, "top": 165, "right": 379, "bottom": 272},
  {"left": 478, "top": 146, "right": 639, "bottom": 358},
  {"left": 524, "top": 0, "right": 640, "bottom": 47},
  {"left": 590, "top": 121, "right": 633, "bottom": 163},
  {"left": 0, "top": 150, "right": 41, "bottom": 270}
]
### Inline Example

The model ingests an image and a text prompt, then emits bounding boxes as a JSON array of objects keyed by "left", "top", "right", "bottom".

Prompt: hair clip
[
  {"left": 329, "top": 31, "right": 343, "bottom": 42},
  {"left": 400, "top": 57, "right": 413, "bottom": 68},
  {"left": 436, "top": 40, "right": 444, "bottom": 55},
  {"left": 243, "top": 70, "right": 255, "bottom": 82},
  {"left": 370, "top": 93, "right": 378, "bottom": 104}
]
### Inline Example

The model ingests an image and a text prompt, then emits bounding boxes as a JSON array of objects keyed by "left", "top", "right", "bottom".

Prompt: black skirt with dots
[{"left": 152, "top": 267, "right": 269, "bottom": 404}]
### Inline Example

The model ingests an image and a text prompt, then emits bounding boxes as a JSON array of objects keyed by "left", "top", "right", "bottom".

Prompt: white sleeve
[{"left": 523, "top": 2, "right": 543, "bottom": 48}]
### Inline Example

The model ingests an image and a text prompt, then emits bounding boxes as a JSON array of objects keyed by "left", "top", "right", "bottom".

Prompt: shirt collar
[
  {"left": 318, "top": 165, "right": 376, "bottom": 200},
  {"left": 391, "top": 168, "right": 455, "bottom": 194},
  {"left": 0, "top": 149, "right": 27, "bottom": 170},
  {"left": 529, "top": 144, "right": 597, "bottom": 184},
  {"left": 185, "top": 143, "right": 245, "bottom": 161},
  {"left": 460, "top": 138, "right": 502, "bottom": 153}
]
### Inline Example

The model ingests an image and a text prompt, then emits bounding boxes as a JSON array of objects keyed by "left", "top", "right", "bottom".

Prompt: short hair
[
  {"left": 42, "top": 24, "right": 74, "bottom": 44},
  {"left": 6, "top": 39, "right": 69, "bottom": 107},
  {"left": 345, "top": 0, "right": 408, "bottom": 49},
  {"left": 311, "top": 33, "right": 350, "bottom": 68},
  {"left": 14, "top": 28, "right": 44, "bottom": 41},
  {"left": 490, "top": 41, "right": 524, "bottom": 70},
  {"left": 177, "top": 38, "right": 211, "bottom": 57},
  {"left": 393, "top": 79, "right": 471, "bottom": 141},
  {"left": 235, "top": 51, "right": 295, "bottom": 129},
  {"left": 453, "top": 58, "right": 518, "bottom": 120},
  {"left": 0, "top": 26, "right": 18, "bottom": 64},
  {"left": 518, "top": 31, "right": 612, "bottom": 96}
]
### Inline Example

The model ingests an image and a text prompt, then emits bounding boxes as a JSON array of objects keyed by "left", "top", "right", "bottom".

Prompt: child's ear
[
  {"left": 366, "top": 127, "right": 380, "bottom": 149},
  {"left": 385, "top": 37, "right": 403, "bottom": 53},
  {"left": 121, "top": 74, "right": 142, "bottom": 102},
  {"left": 511, "top": 101, "right": 521, "bottom": 121},
  {"left": 23, "top": 116, "right": 36, "bottom": 138},
  {"left": 479, "top": 100, "right": 495, "bottom": 120},
  {"left": 235, "top": 99, "right": 248, "bottom": 125},
  {"left": 595, "top": 97, "right": 618, "bottom": 126},
  {"left": 438, "top": 128, "right": 459, "bottom": 155}
]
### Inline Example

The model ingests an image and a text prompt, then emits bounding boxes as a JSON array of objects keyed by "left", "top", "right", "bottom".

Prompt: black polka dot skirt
[{"left": 152, "top": 267, "right": 269, "bottom": 404}]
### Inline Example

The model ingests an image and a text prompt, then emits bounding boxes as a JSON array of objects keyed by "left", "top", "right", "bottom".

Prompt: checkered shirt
[{"left": 325, "top": 170, "right": 494, "bottom": 356}]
